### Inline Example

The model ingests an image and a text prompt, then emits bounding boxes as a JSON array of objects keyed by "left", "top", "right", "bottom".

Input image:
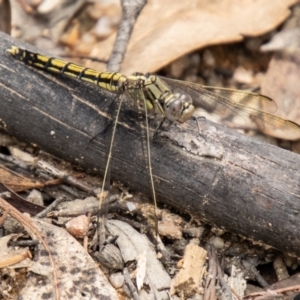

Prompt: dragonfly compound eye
[
  {"left": 165, "top": 93, "right": 195, "bottom": 122},
  {"left": 165, "top": 94, "right": 184, "bottom": 121}
]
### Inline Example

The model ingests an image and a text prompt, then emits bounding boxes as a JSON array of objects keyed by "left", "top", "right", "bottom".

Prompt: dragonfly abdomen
[{"left": 7, "top": 46, "right": 126, "bottom": 93}]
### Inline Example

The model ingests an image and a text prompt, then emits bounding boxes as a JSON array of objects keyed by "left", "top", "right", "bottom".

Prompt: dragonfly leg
[
  {"left": 153, "top": 117, "right": 167, "bottom": 140},
  {"left": 89, "top": 93, "right": 122, "bottom": 142}
]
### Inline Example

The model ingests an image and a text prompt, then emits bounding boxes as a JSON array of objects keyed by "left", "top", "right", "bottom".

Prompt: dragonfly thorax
[
  {"left": 139, "top": 74, "right": 196, "bottom": 123},
  {"left": 123, "top": 77, "right": 145, "bottom": 90}
]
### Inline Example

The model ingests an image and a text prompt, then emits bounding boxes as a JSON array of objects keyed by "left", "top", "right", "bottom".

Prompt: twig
[
  {"left": 123, "top": 267, "right": 141, "bottom": 300},
  {"left": 37, "top": 160, "right": 98, "bottom": 195},
  {"left": 204, "top": 243, "right": 218, "bottom": 300},
  {"left": 242, "top": 259, "right": 269, "bottom": 288},
  {"left": 35, "top": 196, "right": 67, "bottom": 218},
  {"left": 107, "top": 0, "right": 147, "bottom": 71}
]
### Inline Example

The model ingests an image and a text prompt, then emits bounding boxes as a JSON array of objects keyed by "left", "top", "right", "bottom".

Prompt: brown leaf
[
  {"left": 90, "top": 0, "right": 297, "bottom": 74},
  {"left": 261, "top": 51, "right": 300, "bottom": 125},
  {"left": 0, "top": 165, "right": 44, "bottom": 192}
]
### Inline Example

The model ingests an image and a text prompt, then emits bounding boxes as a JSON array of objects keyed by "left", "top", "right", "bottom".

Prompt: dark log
[{"left": 1, "top": 32, "right": 300, "bottom": 255}]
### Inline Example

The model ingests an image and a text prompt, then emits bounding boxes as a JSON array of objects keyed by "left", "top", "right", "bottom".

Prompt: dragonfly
[
  {"left": 7, "top": 46, "right": 300, "bottom": 235},
  {"left": 7, "top": 46, "right": 300, "bottom": 141}
]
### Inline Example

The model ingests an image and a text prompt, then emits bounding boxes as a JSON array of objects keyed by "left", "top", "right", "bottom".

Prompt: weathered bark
[{"left": 1, "top": 32, "right": 300, "bottom": 255}]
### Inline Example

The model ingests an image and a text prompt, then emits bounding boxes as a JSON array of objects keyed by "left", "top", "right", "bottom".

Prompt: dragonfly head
[{"left": 164, "top": 93, "right": 195, "bottom": 123}]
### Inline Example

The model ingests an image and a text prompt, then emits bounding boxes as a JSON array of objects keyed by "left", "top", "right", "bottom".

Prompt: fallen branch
[{"left": 1, "top": 32, "right": 300, "bottom": 255}]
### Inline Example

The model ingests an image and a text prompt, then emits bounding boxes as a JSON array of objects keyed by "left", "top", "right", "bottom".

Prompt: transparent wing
[
  {"left": 161, "top": 77, "right": 300, "bottom": 140},
  {"left": 200, "top": 86, "right": 277, "bottom": 113}
]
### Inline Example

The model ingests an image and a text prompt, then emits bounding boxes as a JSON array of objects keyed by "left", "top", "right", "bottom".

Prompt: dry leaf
[
  {"left": 90, "top": 0, "right": 297, "bottom": 74},
  {"left": 260, "top": 26, "right": 300, "bottom": 128},
  {"left": 261, "top": 51, "right": 300, "bottom": 125},
  {"left": 11, "top": 0, "right": 86, "bottom": 44},
  {"left": 21, "top": 219, "right": 119, "bottom": 300},
  {"left": 107, "top": 220, "right": 171, "bottom": 299},
  {"left": 0, "top": 165, "right": 44, "bottom": 192},
  {"left": 261, "top": 27, "right": 300, "bottom": 52}
]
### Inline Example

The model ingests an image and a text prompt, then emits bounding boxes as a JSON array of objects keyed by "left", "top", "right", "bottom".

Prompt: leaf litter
[{"left": 2, "top": 0, "right": 300, "bottom": 299}]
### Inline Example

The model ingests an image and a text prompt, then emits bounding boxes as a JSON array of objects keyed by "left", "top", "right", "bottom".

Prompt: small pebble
[
  {"left": 27, "top": 189, "right": 44, "bottom": 206},
  {"left": 65, "top": 215, "right": 89, "bottom": 238},
  {"left": 109, "top": 272, "right": 124, "bottom": 289},
  {"left": 209, "top": 236, "right": 224, "bottom": 250}
]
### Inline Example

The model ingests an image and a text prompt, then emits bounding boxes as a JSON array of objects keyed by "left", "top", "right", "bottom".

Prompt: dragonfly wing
[
  {"left": 161, "top": 77, "right": 277, "bottom": 112},
  {"left": 247, "top": 110, "right": 300, "bottom": 141},
  {"left": 201, "top": 86, "right": 277, "bottom": 113},
  {"left": 160, "top": 77, "right": 300, "bottom": 140}
]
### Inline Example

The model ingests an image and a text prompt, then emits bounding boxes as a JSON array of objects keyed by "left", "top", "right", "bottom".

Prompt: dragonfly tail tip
[{"left": 6, "top": 46, "right": 18, "bottom": 56}]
